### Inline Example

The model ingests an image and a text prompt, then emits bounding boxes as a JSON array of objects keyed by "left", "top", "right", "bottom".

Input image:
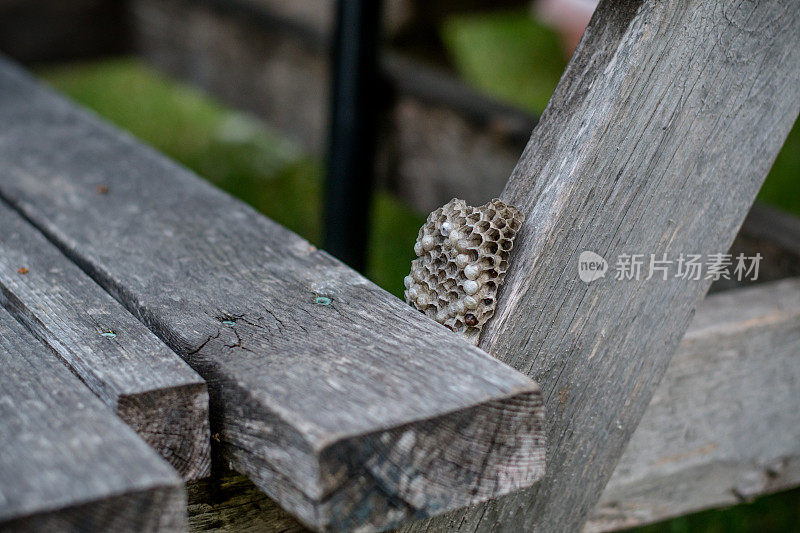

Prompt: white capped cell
[{"left": 464, "top": 264, "right": 480, "bottom": 280}]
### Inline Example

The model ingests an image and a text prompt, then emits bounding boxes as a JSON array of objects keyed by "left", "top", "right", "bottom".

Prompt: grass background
[
  {"left": 40, "top": 59, "right": 425, "bottom": 299},
  {"left": 38, "top": 11, "right": 799, "bottom": 530}
]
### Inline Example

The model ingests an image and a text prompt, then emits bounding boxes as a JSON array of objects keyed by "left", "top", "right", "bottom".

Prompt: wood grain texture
[
  {"left": 0, "top": 305, "right": 186, "bottom": 531},
  {"left": 0, "top": 58, "right": 545, "bottom": 531},
  {"left": 588, "top": 277, "right": 800, "bottom": 531},
  {"left": 404, "top": 1, "right": 800, "bottom": 531},
  {"left": 0, "top": 201, "right": 210, "bottom": 480}
]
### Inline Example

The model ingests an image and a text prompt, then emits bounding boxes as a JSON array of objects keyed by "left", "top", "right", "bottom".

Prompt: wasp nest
[{"left": 404, "top": 198, "right": 524, "bottom": 345}]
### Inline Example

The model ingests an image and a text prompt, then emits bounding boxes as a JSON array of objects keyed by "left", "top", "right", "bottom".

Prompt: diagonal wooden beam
[{"left": 405, "top": 0, "right": 800, "bottom": 531}]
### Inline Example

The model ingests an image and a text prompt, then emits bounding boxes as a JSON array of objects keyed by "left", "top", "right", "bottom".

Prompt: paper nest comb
[{"left": 404, "top": 198, "right": 524, "bottom": 345}]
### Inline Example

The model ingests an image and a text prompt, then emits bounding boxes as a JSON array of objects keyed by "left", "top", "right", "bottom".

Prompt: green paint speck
[
  {"left": 221, "top": 320, "right": 236, "bottom": 326},
  {"left": 315, "top": 296, "right": 332, "bottom": 306}
]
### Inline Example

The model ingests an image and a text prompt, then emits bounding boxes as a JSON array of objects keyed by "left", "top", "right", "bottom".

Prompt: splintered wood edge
[{"left": 0, "top": 307, "right": 187, "bottom": 531}]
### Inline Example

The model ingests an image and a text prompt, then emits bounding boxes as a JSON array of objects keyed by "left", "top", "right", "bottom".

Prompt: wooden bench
[
  {"left": 0, "top": 58, "right": 545, "bottom": 531},
  {"left": 0, "top": 0, "right": 798, "bottom": 531}
]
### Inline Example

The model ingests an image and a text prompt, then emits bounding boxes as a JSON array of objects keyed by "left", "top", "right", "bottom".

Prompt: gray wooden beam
[
  {"left": 0, "top": 58, "right": 545, "bottom": 531},
  {"left": 0, "top": 201, "right": 211, "bottom": 480},
  {"left": 404, "top": 1, "right": 800, "bottom": 531},
  {"left": 0, "top": 305, "right": 186, "bottom": 531},
  {"left": 588, "top": 277, "right": 800, "bottom": 531}
]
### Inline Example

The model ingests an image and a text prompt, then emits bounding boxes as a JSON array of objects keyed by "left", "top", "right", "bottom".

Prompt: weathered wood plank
[
  {"left": 170, "top": 208, "right": 800, "bottom": 530},
  {"left": 185, "top": 278, "right": 800, "bottom": 532},
  {"left": 0, "top": 59, "right": 545, "bottom": 531},
  {"left": 588, "top": 277, "right": 800, "bottom": 531},
  {"left": 0, "top": 201, "right": 211, "bottom": 480},
  {"left": 404, "top": 1, "right": 800, "bottom": 531},
  {"left": 0, "top": 305, "right": 186, "bottom": 531}
]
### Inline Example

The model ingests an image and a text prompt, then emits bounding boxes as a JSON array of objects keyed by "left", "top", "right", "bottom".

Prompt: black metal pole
[{"left": 323, "top": 0, "right": 383, "bottom": 271}]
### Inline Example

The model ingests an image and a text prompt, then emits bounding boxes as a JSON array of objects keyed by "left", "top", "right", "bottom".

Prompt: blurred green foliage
[
  {"left": 758, "top": 119, "right": 800, "bottom": 216},
  {"left": 442, "top": 11, "right": 800, "bottom": 218},
  {"left": 442, "top": 11, "right": 566, "bottom": 115},
  {"left": 40, "top": 59, "right": 423, "bottom": 298}
]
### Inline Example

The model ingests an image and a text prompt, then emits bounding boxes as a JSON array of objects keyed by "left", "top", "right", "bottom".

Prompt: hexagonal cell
[{"left": 404, "top": 198, "right": 525, "bottom": 346}]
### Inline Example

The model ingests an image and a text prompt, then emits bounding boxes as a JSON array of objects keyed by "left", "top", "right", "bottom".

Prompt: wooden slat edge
[
  {"left": 235, "top": 390, "right": 544, "bottom": 531},
  {"left": 116, "top": 383, "right": 211, "bottom": 480},
  {"left": 158, "top": 280, "right": 800, "bottom": 531},
  {"left": 0, "top": 306, "right": 186, "bottom": 531},
  {"left": 0, "top": 200, "right": 211, "bottom": 480}
]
